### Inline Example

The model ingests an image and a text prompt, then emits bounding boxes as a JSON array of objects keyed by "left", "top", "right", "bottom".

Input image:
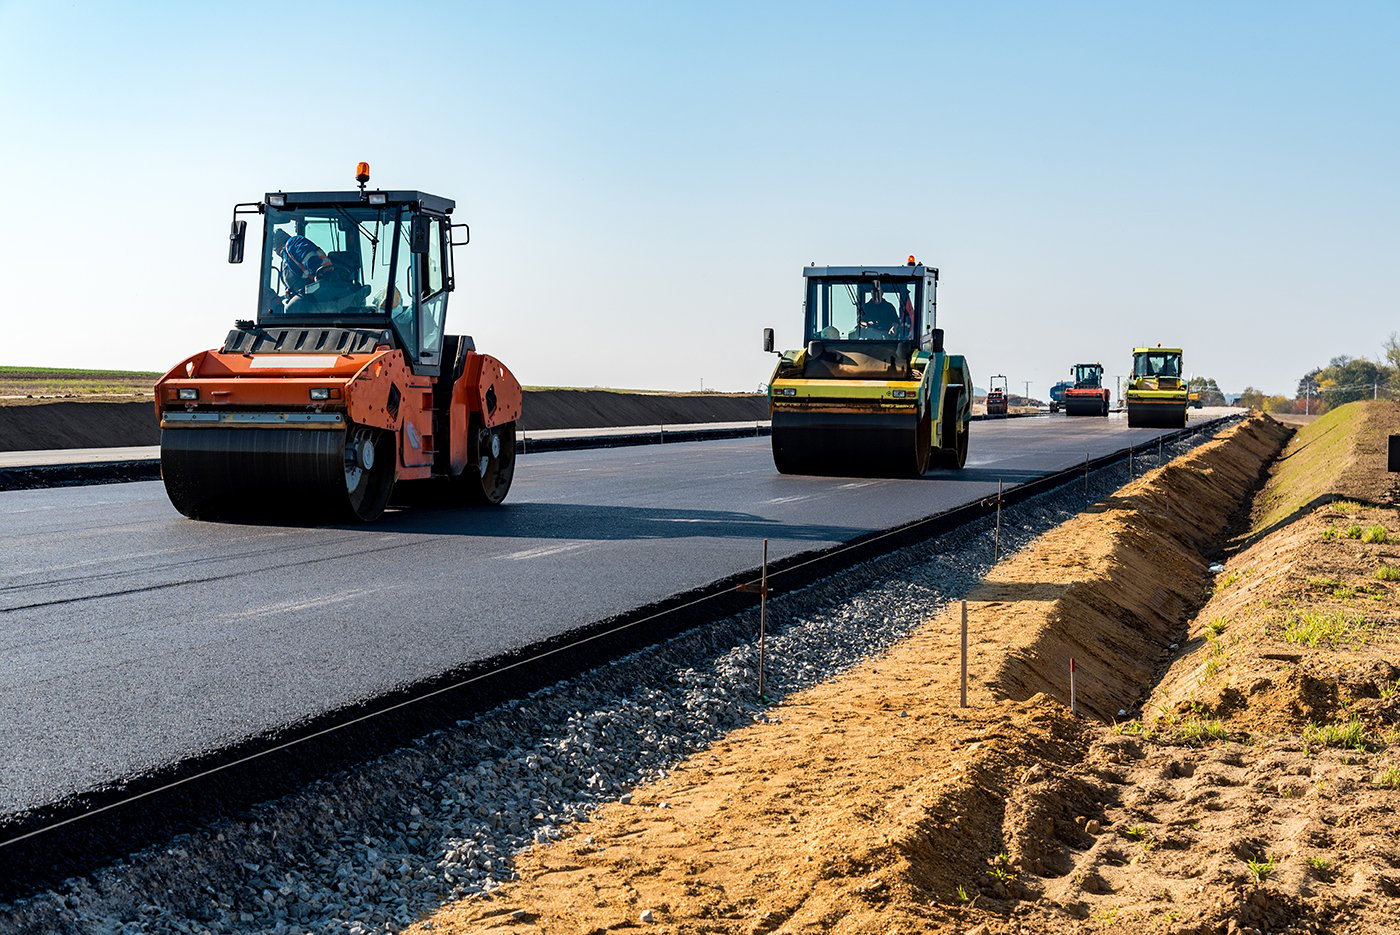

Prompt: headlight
[
  {"left": 782, "top": 387, "right": 797, "bottom": 396},
  {"left": 267, "top": 193, "right": 286, "bottom": 207},
  {"left": 892, "top": 389, "right": 908, "bottom": 398},
  {"left": 309, "top": 387, "right": 330, "bottom": 400},
  {"left": 367, "top": 193, "right": 387, "bottom": 205},
  {"left": 177, "top": 388, "right": 199, "bottom": 400}
]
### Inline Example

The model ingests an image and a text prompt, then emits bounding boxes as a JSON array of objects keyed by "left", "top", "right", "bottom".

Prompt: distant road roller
[
  {"left": 985, "top": 375, "right": 1009, "bottom": 416},
  {"left": 155, "top": 164, "right": 522, "bottom": 522},
  {"left": 762, "top": 258, "right": 971, "bottom": 476},
  {"left": 1125, "top": 346, "right": 1188, "bottom": 428},
  {"left": 1063, "top": 363, "right": 1110, "bottom": 416}
]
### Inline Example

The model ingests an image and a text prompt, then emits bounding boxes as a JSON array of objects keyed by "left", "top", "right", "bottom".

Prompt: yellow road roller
[
  {"left": 762, "top": 258, "right": 971, "bottom": 476},
  {"left": 1125, "top": 346, "right": 1188, "bottom": 428}
]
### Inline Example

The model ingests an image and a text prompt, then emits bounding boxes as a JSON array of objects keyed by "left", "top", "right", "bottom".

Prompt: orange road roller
[{"left": 155, "top": 164, "right": 521, "bottom": 522}]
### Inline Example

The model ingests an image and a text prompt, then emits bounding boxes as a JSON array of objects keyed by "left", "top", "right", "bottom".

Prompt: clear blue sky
[{"left": 1, "top": 1, "right": 1395, "bottom": 397}]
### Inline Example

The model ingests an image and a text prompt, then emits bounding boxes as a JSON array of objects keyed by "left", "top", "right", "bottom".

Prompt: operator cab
[
  {"left": 1133, "top": 349, "right": 1182, "bottom": 380},
  {"left": 802, "top": 263, "right": 938, "bottom": 349},
  {"left": 225, "top": 166, "right": 466, "bottom": 377},
  {"left": 1072, "top": 363, "right": 1104, "bottom": 388}
]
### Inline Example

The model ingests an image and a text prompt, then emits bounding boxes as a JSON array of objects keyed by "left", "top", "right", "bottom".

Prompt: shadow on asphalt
[{"left": 373, "top": 502, "right": 870, "bottom": 542}]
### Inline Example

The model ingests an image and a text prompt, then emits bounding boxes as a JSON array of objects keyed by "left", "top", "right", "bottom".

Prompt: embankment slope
[
  {"left": 0, "top": 391, "right": 769, "bottom": 451},
  {"left": 410, "top": 414, "right": 1290, "bottom": 933}
]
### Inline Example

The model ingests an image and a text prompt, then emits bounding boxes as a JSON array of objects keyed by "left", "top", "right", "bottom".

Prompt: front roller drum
[
  {"left": 1064, "top": 395, "right": 1107, "bottom": 417},
  {"left": 772, "top": 409, "right": 929, "bottom": 478},
  {"left": 161, "top": 424, "right": 396, "bottom": 523},
  {"left": 1125, "top": 399, "right": 1188, "bottom": 429}
]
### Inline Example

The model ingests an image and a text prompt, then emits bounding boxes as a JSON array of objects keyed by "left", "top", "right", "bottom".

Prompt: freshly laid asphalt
[{"left": 0, "top": 410, "right": 1231, "bottom": 822}]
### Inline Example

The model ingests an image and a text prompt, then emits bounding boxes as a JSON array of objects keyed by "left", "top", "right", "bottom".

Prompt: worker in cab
[
  {"left": 272, "top": 229, "right": 334, "bottom": 294},
  {"left": 857, "top": 281, "right": 900, "bottom": 337}
]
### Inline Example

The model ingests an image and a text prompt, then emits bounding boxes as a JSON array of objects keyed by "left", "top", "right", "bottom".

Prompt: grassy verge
[{"left": 0, "top": 366, "right": 161, "bottom": 397}]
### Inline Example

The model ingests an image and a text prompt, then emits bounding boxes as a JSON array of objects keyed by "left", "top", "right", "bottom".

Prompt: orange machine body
[{"left": 155, "top": 347, "right": 522, "bottom": 484}]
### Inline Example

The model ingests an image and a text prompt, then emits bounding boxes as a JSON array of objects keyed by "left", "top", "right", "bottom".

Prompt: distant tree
[
  {"left": 1315, "top": 357, "right": 1388, "bottom": 408},
  {"left": 1296, "top": 368, "right": 1322, "bottom": 400},
  {"left": 1385, "top": 333, "right": 1400, "bottom": 372},
  {"left": 1236, "top": 386, "right": 1267, "bottom": 410}
]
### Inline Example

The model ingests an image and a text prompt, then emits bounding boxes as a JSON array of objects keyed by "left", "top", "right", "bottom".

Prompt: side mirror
[
  {"left": 450, "top": 222, "right": 471, "bottom": 246},
  {"left": 930, "top": 328, "right": 944, "bottom": 353},
  {"left": 410, "top": 216, "right": 430, "bottom": 254},
  {"left": 228, "top": 220, "right": 247, "bottom": 264},
  {"left": 763, "top": 328, "right": 774, "bottom": 353}
]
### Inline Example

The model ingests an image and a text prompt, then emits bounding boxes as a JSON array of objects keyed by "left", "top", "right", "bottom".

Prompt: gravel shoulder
[{"left": 410, "top": 414, "right": 1293, "bottom": 932}]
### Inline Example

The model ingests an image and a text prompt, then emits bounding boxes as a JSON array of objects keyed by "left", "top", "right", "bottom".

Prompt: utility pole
[
  {"left": 1115, "top": 375, "right": 1122, "bottom": 404},
  {"left": 1023, "top": 380, "right": 1032, "bottom": 401},
  {"left": 1306, "top": 383, "right": 1311, "bottom": 415}
]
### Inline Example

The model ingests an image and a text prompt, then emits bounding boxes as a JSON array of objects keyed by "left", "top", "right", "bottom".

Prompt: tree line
[{"left": 1234, "top": 334, "right": 1400, "bottom": 415}]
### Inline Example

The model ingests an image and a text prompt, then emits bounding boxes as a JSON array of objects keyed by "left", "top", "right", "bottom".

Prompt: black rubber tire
[
  {"left": 339, "top": 425, "right": 396, "bottom": 522},
  {"left": 911, "top": 404, "right": 932, "bottom": 477},
  {"left": 461, "top": 417, "right": 516, "bottom": 505},
  {"left": 935, "top": 388, "right": 968, "bottom": 469}
]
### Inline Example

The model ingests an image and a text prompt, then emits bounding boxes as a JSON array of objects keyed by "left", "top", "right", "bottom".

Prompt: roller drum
[
  {"left": 771, "top": 410, "right": 927, "bottom": 477},
  {"left": 1125, "top": 400, "right": 1187, "bottom": 429},
  {"left": 1064, "top": 395, "right": 1106, "bottom": 417},
  {"left": 161, "top": 425, "right": 395, "bottom": 522}
]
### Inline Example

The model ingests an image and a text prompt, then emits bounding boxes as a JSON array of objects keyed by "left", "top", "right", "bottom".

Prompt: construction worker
[
  {"left": 272, "top": 228, "right": 335, "bottom": 295},
  {"left": 858, "top": 281, "right": 900, "bottom": 336}
]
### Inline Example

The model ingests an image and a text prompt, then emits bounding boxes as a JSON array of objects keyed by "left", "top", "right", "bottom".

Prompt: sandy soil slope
[{"left": 406, "top": 413, "right": 1316, "bottom": 933}]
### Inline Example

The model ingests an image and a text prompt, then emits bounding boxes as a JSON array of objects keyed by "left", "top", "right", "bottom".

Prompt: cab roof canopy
[
  {"left": 804, "top": 264, "right": 937, "bottom": 279},
  {"left": 264, "top": 190, "right": 455, "bottom": 214},
  {"left": 1133, "top": 347, "right": 1183, "bottom": 354}
]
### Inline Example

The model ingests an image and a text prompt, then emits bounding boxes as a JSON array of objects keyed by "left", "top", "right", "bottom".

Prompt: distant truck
[{"left": 1048, "top": 380, "right": 1073, "bottom": 413}]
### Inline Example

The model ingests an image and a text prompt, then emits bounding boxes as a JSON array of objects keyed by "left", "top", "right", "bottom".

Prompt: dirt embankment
[
  {"left": 409, "top": 414, "right": 1300, "bottom": 934},
  {"left": 0, "top": 391, "right": 768, "bottom": 451}
]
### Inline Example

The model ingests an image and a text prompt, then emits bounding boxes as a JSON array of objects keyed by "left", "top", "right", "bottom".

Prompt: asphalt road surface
[{"left": 0, "top": 410, "right": 1233, "bottom": 820}]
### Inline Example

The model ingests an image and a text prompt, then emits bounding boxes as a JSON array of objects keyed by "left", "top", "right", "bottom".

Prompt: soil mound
[
  {"left": 0, "top": 391, "right": 768, "bottom": 451},
  {"left": 410, "top": 415, "right": 1289, "bottom": 933}
]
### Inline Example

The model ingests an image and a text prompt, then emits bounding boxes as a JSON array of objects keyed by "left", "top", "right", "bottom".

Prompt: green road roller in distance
[
  {"left": 1125, "top": 346, "right": 1188, "bottom": 428},
  {"left": 761, "top": 257, "right": 972, "bottom": 477}
]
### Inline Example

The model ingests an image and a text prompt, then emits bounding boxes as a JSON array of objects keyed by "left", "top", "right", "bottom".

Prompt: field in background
[{"left": 0, "top": 367, "right": 160, "bottom": 398}]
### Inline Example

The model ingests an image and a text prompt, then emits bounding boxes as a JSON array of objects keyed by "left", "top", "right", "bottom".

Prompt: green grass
[
  {"left": 1346, "top": 524, "right": 1364, "bottom": 539},
  {"left": 1333, "top": 585, "right": 1357, "bottom": 599},
  {"left": 1251, "top": 404, "right": 1370, "bottom": 537},
  {"left": 0, "top": 365, "right": 161, "bottom": 397},
  {"left": 1362, "top": 525, "right": 1389, "bottom": 544},
  {"left": 1214, "top": 570, "right": 1246, "bottom": 593},
  {"left": 1375, "top": 764, "right": 1400, "bottom": 789},
  {"left": 1333, "top": 500, "right": 1362, "bottom": 514},
  {"left": 1203, "top": 617, "right": 1228, "bottom": 637},
  {"left": 1304, "top": 719, "right": 1369, "bottom": 751},
  {"left": 1306, "top": 856, "right": 1334, "bottom": 875},
  {"left": 1245, "top": 854, "right": 1276, "bottom": 883},
  {"left": 1321, "top": 527, "right": 1338, "bottom": 541},
  {"left": 1283, "top": 609, "right": 1371, "bottom": 648},
  {"left": 1306, "top": 575, "right": 1342, "bottom": 589},
  {"left": 1376, "top": 565, "right": 1400, "bottom": 582}
]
